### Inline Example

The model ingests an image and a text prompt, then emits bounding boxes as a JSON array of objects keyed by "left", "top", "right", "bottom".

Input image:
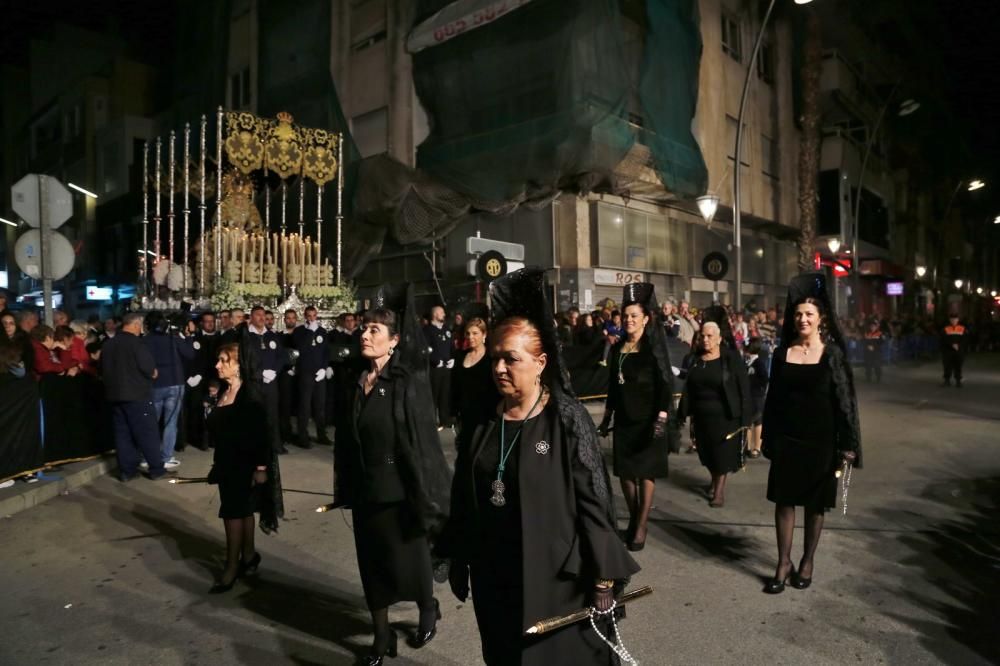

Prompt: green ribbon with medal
[{"left": 490, "top": 390, "right": 545, "bottom": 508}]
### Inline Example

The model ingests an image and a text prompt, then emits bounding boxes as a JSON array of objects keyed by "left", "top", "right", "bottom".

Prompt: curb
[{"left": 0, "top": 457, "right": 116, "bottom": 519}]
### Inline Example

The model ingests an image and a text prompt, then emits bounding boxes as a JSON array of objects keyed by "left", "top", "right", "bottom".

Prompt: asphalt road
[{"left": 1, "top": 355, "right": 998, "bottom": 666}]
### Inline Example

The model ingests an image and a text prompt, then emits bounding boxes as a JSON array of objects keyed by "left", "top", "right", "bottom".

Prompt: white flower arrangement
[{"left": 298, "top": 283, "right": 357, "bottom": 314}]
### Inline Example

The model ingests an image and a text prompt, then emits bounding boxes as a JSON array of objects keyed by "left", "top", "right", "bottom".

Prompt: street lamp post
[{"left": 733, "top": 0, "right": 813, "bottom": 312}]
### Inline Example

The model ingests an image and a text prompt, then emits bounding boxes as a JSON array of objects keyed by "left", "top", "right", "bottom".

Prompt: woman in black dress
[
  {"left": 762, "top": 273, "right": 861, "bottom": 593},
  {"left": 445, "top": 268, "right": 640, "bottom": 666},
  {"left": 206, "top": 341, "right": 280, "bottom": 593},
  {"left": 450, "top": 317, "right": 500, "bottom": 455},
  {"left": 677, "top": 321, "right": 751, "bottom": 508},
  {"left": 744, "top": 337, "right": 770, "bottom": 459},
  {"left": 598, "top": 282, "right": 674, "bottom": 551},
  {"left": 335, "top": 284, "right": 450, "bottom": 665}
]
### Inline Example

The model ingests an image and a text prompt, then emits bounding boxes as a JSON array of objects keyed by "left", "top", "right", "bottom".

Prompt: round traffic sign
[
  {"left": 15, "top": 229, "right": 76, "bottom": 281},
  {"left": 476, "top": 250, "right": 507, "bottom": 281},
  {"left": 702, "top": 251, "right": 729, "bottom": 281}
]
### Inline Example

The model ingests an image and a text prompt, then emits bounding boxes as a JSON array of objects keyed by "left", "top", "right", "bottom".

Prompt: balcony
[{"left": 820, "top": 50, "right": 881, "bottom": 129}]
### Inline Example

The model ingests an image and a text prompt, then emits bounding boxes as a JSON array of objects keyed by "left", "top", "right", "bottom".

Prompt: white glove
[
  {"left": 446, "top": 358, "right": 455, "bottom": 369},
  {"left": 315, "top": 369, "right": 326, "bottom": 382},
  {"left": 325, "top": 367, "right": 334, "bottom": 380},
  {"left": 671, "top": 366, "right": 681, "bottom": 376},
  {"left": 262, "top": 370, "right": 277, "bottom": 384},
  {"left": 288, "top": 367, "right": 296, "bottom": 377},
  {"left": 437, "top": 360, "right": 445, "bottom": 368},
  {"left": 186, "top": 374, "right": 203, "bottom": 388}
]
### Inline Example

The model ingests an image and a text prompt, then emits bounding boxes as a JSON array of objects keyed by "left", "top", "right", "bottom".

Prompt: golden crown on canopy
[{"left": 222, "top": 111, "right": 341, "bottom": 185}]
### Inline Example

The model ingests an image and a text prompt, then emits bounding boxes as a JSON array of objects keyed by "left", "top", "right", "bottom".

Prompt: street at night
[
  {"left": 3, "top": 1, "right": 1000, "bottom": 665},
  {"left": 2, "top": 357, "right": 998, "bottom": 665}
]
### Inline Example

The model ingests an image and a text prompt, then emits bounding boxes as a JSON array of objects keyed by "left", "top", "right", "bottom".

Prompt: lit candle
[
  {"left": 259, "top": 235, "right": 264, "bottom": 284},
  {"left": 241, "top": 234, "right": 247, "bottom": 283}
]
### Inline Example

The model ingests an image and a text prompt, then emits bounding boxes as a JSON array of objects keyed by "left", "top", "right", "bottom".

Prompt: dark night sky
[{"left": 1, "top": 0, "right": 999, "bottom": 213}]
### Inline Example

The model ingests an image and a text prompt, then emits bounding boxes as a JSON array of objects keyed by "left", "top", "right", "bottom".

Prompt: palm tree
[{"left": 796, "top": 8, "right": 822, "bottom": 270}]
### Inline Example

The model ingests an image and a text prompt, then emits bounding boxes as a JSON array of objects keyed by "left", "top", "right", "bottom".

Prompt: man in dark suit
[
  {"left": 278, "top": 308, "right": 299, "bottom": 445},
  {"left": 423, "top": 305, "right": 454, "bottom": 430},
  {"left": 184, "top": 312, "right": 221, "bottom": 450},
  {"left": 247, "top": 305, "right": 287, "bottom": 454},
  {"left": 292, "top": 305, "right": 330, "bottom": 447}
]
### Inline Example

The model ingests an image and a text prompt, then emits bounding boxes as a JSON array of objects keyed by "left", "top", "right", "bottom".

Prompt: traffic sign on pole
[{"left": 11, "top": 174, "right": 73, "bottom": 230}]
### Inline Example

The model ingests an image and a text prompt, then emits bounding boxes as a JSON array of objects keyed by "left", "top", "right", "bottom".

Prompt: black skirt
[{"left": 352, "top": 502, "right": 433, "bottom": 610}]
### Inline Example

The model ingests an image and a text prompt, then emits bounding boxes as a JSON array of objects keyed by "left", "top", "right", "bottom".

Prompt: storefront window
[{"left": 597, "top": 203, "right": 687, "bottom": 274}]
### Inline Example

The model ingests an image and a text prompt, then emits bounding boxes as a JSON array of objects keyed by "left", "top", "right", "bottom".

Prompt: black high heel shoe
[
  {"left": 359, "top": 630, "right": 397, "bottom": 665},
  {"left": 208, "top": 575, "right": 238, "bottom": 594},
  {"left": 410, "top": 598, "right": 441, "bottom": 649},
  {"left": 791, "top": 564, "right": 813, "bottom": 590},
  {"left": 763, "top": 565, "right": 795, "bottom": 594},
  {"left": 240, "top": 552, "right": 262, "bottom": 577}
]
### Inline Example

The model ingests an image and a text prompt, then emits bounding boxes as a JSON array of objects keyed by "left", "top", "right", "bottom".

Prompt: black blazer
[{"left": 677, "top": 347, "right": 752, "bottom": 428}]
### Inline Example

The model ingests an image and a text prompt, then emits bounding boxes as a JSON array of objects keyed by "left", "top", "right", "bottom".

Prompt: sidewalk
[{"left": 0, "top": 455, "right": 116, "bottom": 519}]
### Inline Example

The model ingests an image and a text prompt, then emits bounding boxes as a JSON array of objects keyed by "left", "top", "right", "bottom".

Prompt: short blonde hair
[
  {"left": 465, "top": 317, "right": 487, "bottom": 335},
  {"left": 69, "top": 320, "right": 89, "bottom": 337}
]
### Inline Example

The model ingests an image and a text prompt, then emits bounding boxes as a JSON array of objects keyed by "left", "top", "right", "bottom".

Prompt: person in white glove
[
  {"left": 422, "top": 305, "right": 454, "bottom": 430},
  {"left": 291, "top": 305, "right": 331, "bottom": 447},
  {"left": 247, "top": 306, "right": 289, "bottom": 454}
]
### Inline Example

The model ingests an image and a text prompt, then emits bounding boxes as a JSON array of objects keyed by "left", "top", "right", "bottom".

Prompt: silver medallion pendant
[
  {"left": 490, "top": 479, "right": 506, "bottom": 507},
  {"left": 618, "top": 372, "right": 625, "bottom": 385},
  {"left": 535, "top": 440, "right": 550, "bottom": 455}
]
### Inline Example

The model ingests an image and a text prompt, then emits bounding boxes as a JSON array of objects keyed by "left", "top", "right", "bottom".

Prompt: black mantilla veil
[
  {"left": 367, "top": 282, "right": 451, "bottom": 536},
  {"left": 488, "top": 268, "right": 617, "bottom": 523},
  {"left": 235, "top": 325, "right": 283, "bottom": 534},
  {"left": 621, "top": 282, "right": 675, "bottom": 399},
  {"left": 699, "top": 305, "right": 735, "bottom": 350},
  {"left": 782, "top": 272, "right": 846, "bottom": 354}
]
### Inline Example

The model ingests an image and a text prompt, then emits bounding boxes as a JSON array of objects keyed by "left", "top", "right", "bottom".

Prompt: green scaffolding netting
[{"left": 411, "top": 0, "right": 707, "bottom": 202}]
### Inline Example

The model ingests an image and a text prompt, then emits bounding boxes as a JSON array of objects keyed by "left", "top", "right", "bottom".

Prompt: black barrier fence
[{"left": 0, "top": 373, "right": 113, "bottom": 483}]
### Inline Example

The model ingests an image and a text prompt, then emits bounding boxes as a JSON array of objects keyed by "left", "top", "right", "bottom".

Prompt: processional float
[{"left": 136, "top": 108, "right": 354, "bottom": 317}]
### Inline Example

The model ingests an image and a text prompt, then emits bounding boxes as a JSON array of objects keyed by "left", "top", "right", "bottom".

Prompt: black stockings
[
  {"left": 709, "top": 473, "right": 728, "bottom": 506},
  {"left": 620, "top": 477, "right": 655, "bottom": 542},
  {"left": 370, "top": 607, "right": 392, "bottom": 653},
  {"left": 221, "top": 516, "right": 256, "bottom": 584},
  {"left": 773, "top": 505, "right": 825, "bottom": 580}
]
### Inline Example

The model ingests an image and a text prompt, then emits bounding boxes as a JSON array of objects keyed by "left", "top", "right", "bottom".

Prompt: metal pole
[
  {"left": 154, "top": 137, "right": 162, "bottom": 265},
  {"left": 183, "top": 123, "right": 191, "bottom": 295},
  {"left": 168, "top": 130, "right": 176, "bottom": 269},
  {"left": 733, "top": 0, "right": 775, "bottom": 312},
  {"left": 38, "top": 175, "right": 53, "bottom": 327},
  {"left": 198, "top": 115, "right": 207, "bottom": 300},
  {"left": 316, "top": 185, "right": 324, "bottom": 285},
  {"left": 141, "top": 141, "right": 149, "bottom": 295},
  {"left": 851, "top": 81, "right": 900, "bottom": 318},
  {"left": 215, "top": 107, "right": 224, "bottom": 280},
  {"left": 336, "top": 133, "right": 344, "bottom": 286}
]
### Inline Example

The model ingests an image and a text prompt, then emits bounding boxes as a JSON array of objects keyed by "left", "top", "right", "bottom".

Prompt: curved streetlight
[
  {"left": 976, "top": 287, "right": 984, "bottom": 295},
  {"left": 827, "top": 237, "right": 841, "bottom": 254},
  {"left": 954, "top": 279, "right": 964, "bottom": 290},
  {"left": 915, "top": 265, "right": 927, "bottom": 278},
  {"left": 733, "top": 0, "right": 814, "bottom": 311},
  {"left": 968, "top": 180, "right": 986, "bottom": 191}
]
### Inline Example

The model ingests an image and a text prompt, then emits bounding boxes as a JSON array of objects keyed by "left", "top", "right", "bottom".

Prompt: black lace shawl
[{"left": 236, "top": 325, "right": 283, "bottom": 533}]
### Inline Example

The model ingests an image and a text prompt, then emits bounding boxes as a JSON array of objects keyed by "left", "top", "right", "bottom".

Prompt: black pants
[
  {"left": 429, "top": 366, "right": 452, "bottom": 427},
  {"left": 943, "top": 350, "right": 964, "bottom": 382},
  {"left": 297, "top": 374, "right": 328, "bottom": 444},
  {"left": 863, "top": 350, "right": 882, "bottom": 383},
  {"left": 262, "top": 380, "right": 282, "bottom": 453},
  {"left": 182, "top": 383, "right": 200, "bottom": 449},
  {"left": 278, "top": 370, "right": 296, "bottom": 441}
]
